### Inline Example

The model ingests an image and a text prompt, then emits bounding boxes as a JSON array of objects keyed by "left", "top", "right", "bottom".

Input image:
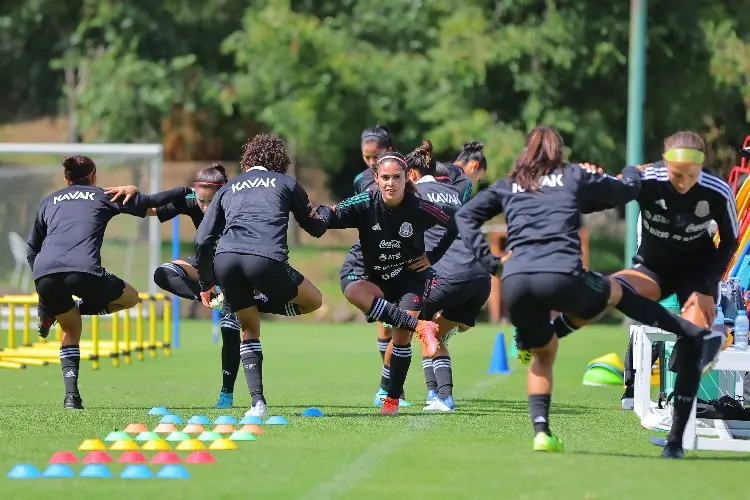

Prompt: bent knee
[
  {"left": 607, "top": 276, "right": 624, "bottom": 308},
  {"left": 117, "top": 283, "right": 140, "bottom": 308}
]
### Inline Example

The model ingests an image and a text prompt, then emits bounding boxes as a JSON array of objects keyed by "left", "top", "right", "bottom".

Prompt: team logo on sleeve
[
  {"left": 398, "top": 222, "right": 413, "bottom": 238},
  {"left": 694, "top": 200, "right": 710, "bottom": 217}
]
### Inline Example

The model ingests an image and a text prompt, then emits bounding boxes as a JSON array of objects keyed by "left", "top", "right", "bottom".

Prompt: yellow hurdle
[{"left": 0, "top": 292, "right": 174, "bottom": 370}]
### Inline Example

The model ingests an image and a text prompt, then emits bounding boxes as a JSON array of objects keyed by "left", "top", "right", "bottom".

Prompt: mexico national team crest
[
  {"left": 695, "top": 200, "right": 710, "bottom": 217},
  {"left": 399, "top": 222, "right": 413, "bottom": 238}
]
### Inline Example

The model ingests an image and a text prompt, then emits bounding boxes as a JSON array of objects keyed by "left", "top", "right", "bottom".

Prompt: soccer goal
[{"left": 0, "top": 143, "right": 163, "bottom": 296}]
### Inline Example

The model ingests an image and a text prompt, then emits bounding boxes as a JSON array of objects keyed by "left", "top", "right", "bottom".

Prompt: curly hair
[{"left": 240, "top": 133, "right": 291, "bottom": 174}]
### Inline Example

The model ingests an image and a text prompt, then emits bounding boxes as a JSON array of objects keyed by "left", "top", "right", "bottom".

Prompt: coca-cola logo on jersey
[{"left": 379, "top": 240, "right": 401, "bottom": 249}]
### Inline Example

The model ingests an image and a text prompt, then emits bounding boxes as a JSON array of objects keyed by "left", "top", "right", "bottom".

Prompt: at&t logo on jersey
[
  {"left": 53, "top": 191, "right": 95, "bottom": 204},
  {"left": 231, "top": 177, "right": 277, "bottom": 192},
  {"left": 512, "top": 174, "right": 563, "bottom": 193}
]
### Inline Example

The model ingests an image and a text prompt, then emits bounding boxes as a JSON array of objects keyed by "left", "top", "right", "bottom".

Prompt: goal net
[{"left": 0, "top": 143, "right": 163, "bottom": 296}]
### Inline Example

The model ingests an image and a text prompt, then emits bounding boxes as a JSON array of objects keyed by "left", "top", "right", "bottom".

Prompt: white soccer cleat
[
  {"left": 244, "top": 400, "right": 268, "bottom": 418},
  {"left": 423, "top": 396, "right": 455, "bottom": 413},
  {"left": 209, "top": 292, "right": 225, "bottom": 311},
  {"left": 621, "top": 398, "right": 634, "bottom": 411}
]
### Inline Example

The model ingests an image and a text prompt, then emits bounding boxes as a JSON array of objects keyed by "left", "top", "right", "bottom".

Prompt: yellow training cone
[
  {"left": 79, "top": 438, "right": 107, "bottom": 451},
  {"left": 209, "top": 438, "right": 238, "bottom": 451},
  {"left": 586, "top": 352, "right": 624, "bottom": 375},
  {"left": 110, "top": 440, "right": 140, "bottom": 451},
  {"left": 176, "top": 439, "right": 205, "bottom": 451},
  {"left": 142, "top": 439, "right": 172, "bottom": 451}
]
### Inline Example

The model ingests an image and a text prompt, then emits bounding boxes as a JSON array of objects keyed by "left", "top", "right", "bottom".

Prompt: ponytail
[{"left": 509, "top": 126, "right": 564, "bottom": 192}]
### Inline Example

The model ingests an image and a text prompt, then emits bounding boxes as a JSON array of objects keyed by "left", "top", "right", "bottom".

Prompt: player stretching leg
[
  {"left": 457, "top": 126, "right": 725, "bottom": 454},
  {"left": 195, "top": 134, "right": 327, "bottom": 418},
  {"left": 405, "top": 140, "right": 491, "bottom": 411},
  {"left": 317, "top": 151, "right": 456, "bottom": 415},
  {"left": 28, "top": 155, "right": 191, "bottom": 408}
]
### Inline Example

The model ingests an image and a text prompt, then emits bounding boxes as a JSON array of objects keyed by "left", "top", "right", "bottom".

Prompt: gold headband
[{"left": 663, "top": 148, "right": 705, "bottom": 164}]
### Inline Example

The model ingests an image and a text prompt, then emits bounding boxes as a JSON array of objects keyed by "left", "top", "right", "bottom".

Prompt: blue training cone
[
  {"left": 121, "top": 464, "right": 154, "bottom": 479},
  {"left": 240, "top": 415, "right": 263, "bottom": 425},
  {"left": 301, "top": 408, "right": 324, "bottom": 417},
  {"left": 488, "top": 332, "right": 511, "bottom": 374},
  {"left": 265, "top": 416, "right": 288, "bottom": 425},
  {"left": 42, "top": 464, "right": 76, "bottom": 478},
  {"left": 7, "top": 464, "right": 42, "bottom": 479},
  {"left": 187, "top": 415, "right": 211, "bottom": 425},
  {"left": 160, "top": 414, "right": 184, "bottom": 425},
  {"left": 213, "top": 415, "right": 238, "bottom": 425},
  {"left": 80, "top": 464, "right": 113, "bottom": 478},
  {"left": 157, "top": 464, "right": 190, "bottom": 479},
  {"left": 148, "top": 406, "right": 170, "bottom": 416}
]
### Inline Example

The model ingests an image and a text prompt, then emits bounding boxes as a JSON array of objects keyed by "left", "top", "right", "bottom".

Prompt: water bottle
[
  {"left": 734, "top": 309, "right": 749, "bottom": 351},
  {"left": 713, "top": 305, "right": 725, "bottom": 339}
]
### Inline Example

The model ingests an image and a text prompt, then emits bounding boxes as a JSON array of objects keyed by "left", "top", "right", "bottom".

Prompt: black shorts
[
  {"left": 368, "top": 270, "right": 432, "bottom": 312},
  {"left": 503, "top": 271, "right": 610, "bottom": 351},
  {"left": 35, "top": 271, "right": 126, "bottom": 317},
  {"left": 629, "top": 263, "right": 718, "bottom": 303},
  {"left": 214, "top": 253, "right": 304, "bottom": 313},
  {"left": 424, "top": 275, "right": 491, "bottom": 327},
  {"left": 339, "top": 243, "right": 366, "bottom": 293}
]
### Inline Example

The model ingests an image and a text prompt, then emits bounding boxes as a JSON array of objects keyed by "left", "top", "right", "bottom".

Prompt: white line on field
[{"left": 298, "top": 376, "right": 503, "bottom": 500}]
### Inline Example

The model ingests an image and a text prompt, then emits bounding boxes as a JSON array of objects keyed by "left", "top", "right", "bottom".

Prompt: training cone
[
  {"left": 228, "top": 431, "right": 257, "bottom": 441},
  {"left": 141, "top": 440, "right": 171, "bottom": 451},
  {"left": 49, "top": 451, "right": 78, "bottom": 464},
  {"left": 42, "top": 464, "right": 75, "bottom": 478},
  {"left": 186, "top": 451, "right": 215, "bottom": 464},
  {"left": 264, "top": 416, "right": 288, "bottom": 425},
  {"left": 105, "top": 431, "right": 133, "bottom": 442},
  {"left": 488, "top": 332, "right": 511, "bottom": 374},
  {"left": 239, "top": 415, "right": 263, "bottom": 425},
  {"left": 79, "top": 439, "right": 107, "bottom": 451},
  {"left": 83, "top": 451, "right": 113, "bottom": 464},
  {"left": 7, "top": 464, "right": 41, "bottom": 479},
  {"left": 159, "top": 414, "right": 184, "bottom": 425},
  {"left": 187, "top": 415, "right": 211, "bottom": 425},
  {"left": 157, "top": 464, "right": 190, "bottom": 479},
  {"left": 124, "top": 423, "right": 149, "bottom": 434},
  {"left": 80, "top": 464, "right": 113, "bottom": 478},
  {"left": 209, "top": 438, "right": 238, "bottom": 450},
  {"left": 117, "top": 451, "right": 147, "bottom": 464},
  {"left": 182, "top": 423, "right": 205, "bottom": 434},
  {"left": 213, "top": 415, "right": 238, "bottom": 425},
  {"left": 110, "top": 440, "right": 140, "bottom": 451},
  {"left": 135, "top": 431, "right": 161, "bottom": 442},
  {"left": 151, "top": 452, "right": 182, "bottom": 464},
  {"left": 198, "top": 431, "right": 222, "bottom": 442},
  {"left": 240, "top": 424, "right": 263, "bottom": 435},
  {"left": 176, "top": 439, "right": 205, "bottom": 451},
  {"left": 582, "top": 366, "right": 624, "bottom": 387},
  {"left": 154, "top": 423, "right": 178, "bottom": 434},
  {"left": 166, "top": 431, "right": 191, "bottom": 442},
  {"left": 148, "top": 406, "right": 170, "bottom": 416},
  {"left": 301, "top": 407, "right": 324, "bottom": 417},
  {"left": 586, "top": 352, "right": 625, "bottom": 376},
  {"left": 214, "top": 424, "right": 235, "bottom": 434},
  {"left": 121, "top": 464, "right": 153, "bottom": 479}
]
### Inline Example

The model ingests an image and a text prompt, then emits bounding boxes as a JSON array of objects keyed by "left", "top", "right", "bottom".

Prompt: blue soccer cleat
[
  {"left": 373, "top": 388, "right": 412, "bottom": 407},
  {"left": 425, "top": 390, "right": 438, "bottom": 406},
  {"left": 214, "top": 390, "right": 234, "bottom": 409},
  {"left": 424, "top": 396, "right": 454, "bottom": 412}
]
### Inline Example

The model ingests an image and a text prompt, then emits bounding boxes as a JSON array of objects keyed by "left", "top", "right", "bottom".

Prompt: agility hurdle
[{"left": 0, "top": 293, "right": 172, "bottom": 370}]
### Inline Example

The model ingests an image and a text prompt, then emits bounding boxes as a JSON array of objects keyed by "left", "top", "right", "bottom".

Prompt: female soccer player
[
  {"left": 435, "top": 140, "right": 488, "bottom": 202},
  {"left": 316, "top": 151, "right": 455, "bottom": 415},
  {"left": 547, "top": 131, "right": 739, "bottom": 458},
  {"left": 406, "top": 140, "right": 492, "bottom": 411},
  {"left": 27, "top": 155, "right": 191, "bottom": 409},
  {"left": 456, "top": 126, "right": 725, "bottom": 456},
  {"left": 194, "top": 133, "right": 327, "bottom": 418}
]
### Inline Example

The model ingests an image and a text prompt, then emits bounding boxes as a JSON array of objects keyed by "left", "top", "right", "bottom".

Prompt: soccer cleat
[
  {"left": 518, "top": 349, "right": 532, "bottom": 365},
  {"left": 441, "top": 327, "right": 459, "bottom": 346},
  {"left": 423, "top": 396, "right": 455, "bottom": 412},
  {"left": 380, "top": 397, "right": 399, "bottom": 415},
  {"left": 414, "top": 320, "right": 440, "bottom": 357},
  {"left": 244, "top": 400, "right": 268, "bottom": 418},
  {"left": 532, "top": 432, "right": 564, "bottom": 452},
  {"left": 661, "top": 441, "right": 685, "bottom": 459},
  {"left": 64, "top": 393, "right": 84, "bottom": 410},
  {"left": 699, "top": 329, "right": 726, "bottom": 374},
  {"left": 620, "top": 387, "right": 634, "bottom": 410},
  {"left": 425, "top": 390, "right": 438, "bottom": 405},
  {"left": 214, "top": 391, "right": 234, "bottom": 409},
  {"left": 373, "top": 389, "right": 412, "bottom": 407},
  {"left": 38, "top": 314, "right": 57, "bottom": 339},
  {"left": 209, "top": 292, "right": 225, "bottom": 311}
]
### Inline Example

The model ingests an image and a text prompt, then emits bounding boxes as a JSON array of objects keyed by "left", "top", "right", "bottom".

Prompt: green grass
[{"left": 1, "top": 321, "right": 748, "bottom": 499}]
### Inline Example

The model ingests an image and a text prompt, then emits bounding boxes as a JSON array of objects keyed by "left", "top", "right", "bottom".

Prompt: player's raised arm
[
  {"left": 289, "top": 180, "right": 328, "bottom": 238},
  {"left": 455, "top": 183, "right": 505, "bottom": 275},
  {"left": 574, "top": 164, "right": 642, "bottom": 208},
  {"left": 316, "top": 192, "right": 371, "bottom": 230},
  {"left": 111, "top": 186, "right": 193, "bottom": 217}
]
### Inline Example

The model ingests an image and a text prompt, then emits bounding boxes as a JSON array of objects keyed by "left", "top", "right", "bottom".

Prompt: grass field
[{"left": 2, "top": 321, "right": 748, "bottom": 499}]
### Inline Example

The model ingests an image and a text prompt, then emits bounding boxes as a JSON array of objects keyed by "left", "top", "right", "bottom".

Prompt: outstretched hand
[
  {"left": 579, "top": 163, "right": 603, "bottom": 175},
  {"left": 199, "top": 287, "right": 216, "bottom": 308},
  {"left": 105, "top": 185, "right": 139, "bottom": 204}
]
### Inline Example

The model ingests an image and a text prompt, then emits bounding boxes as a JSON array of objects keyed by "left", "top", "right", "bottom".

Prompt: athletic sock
[
  {"left": 366, "top": 298, "right": 418, "bottom": 331},
  {"left": 60, "top": 345, "right": 81, "bottom": 395},
  {"left": 380, "top": 365, "right": 390, "bottom": 392},
  {"left": 220, "top": 314, "right": 241, "bottom": 393},
  {"left": 239, "top": 339, "right": 264, "bottom": 405},
  {"left": 153, "top": 263, "right": 201, "bottom": 300},
  {"left": 433, "top": 356, "right": 453, "bottom": 398},
  {"left": 551, "top": 314, "right": 577, "bottom": 339},
  {"left": 422, "top": 357, "right": 438, "bottom": 393},
  {"left": 387, "top": 344, "right": 412, "bottom": 400},
  {"left": 377, "top": 338, "right": 389, "bottom": 361},
  {"left": 615, "top": 285, "right": 707, "bottom": 338},
  {"left": 667, "top": 338, "right": 702, "bottom": 444},
  {"left": 529, "top": 394, "right": 551, "bottom": 436}
]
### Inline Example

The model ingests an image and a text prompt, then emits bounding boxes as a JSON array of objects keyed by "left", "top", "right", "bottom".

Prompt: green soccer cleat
[
  {"left": 532, "top": 432, "right": 564, "bottom": 452},
  {"left": 518, "top": 349, "right": 532, "bottom": 365}
]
